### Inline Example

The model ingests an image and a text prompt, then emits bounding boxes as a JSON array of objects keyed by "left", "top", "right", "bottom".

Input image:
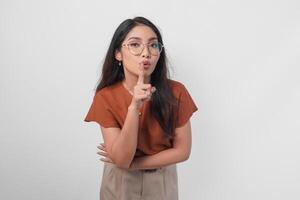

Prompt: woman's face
[{"left": 115, "top": 25, "right": 161, "bottom": 80}]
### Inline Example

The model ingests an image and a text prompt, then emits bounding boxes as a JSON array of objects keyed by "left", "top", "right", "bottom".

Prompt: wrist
[
  {"left": 130, "top": 97, "right": 143, "bottom": 108},
  {"left": 128, "top": 104, "right": 138, "bottom": 111},
  {"left": 128, "top": 104, "right": 140, "bottom": 116},
  {"left": 128, "top": 100, "right": 142, "bottom": 110}
]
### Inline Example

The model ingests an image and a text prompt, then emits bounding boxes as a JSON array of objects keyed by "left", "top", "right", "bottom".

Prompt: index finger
[{"left": 137, "top": 64, "right": 145, "bottom": 84}]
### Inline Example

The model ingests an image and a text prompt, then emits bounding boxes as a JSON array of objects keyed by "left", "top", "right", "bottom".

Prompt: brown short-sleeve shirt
[{"left": 84, "top": 79, "right": 198, "bottom": 155}]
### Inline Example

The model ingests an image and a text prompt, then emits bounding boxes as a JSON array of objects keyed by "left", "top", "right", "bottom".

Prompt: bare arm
[
  {"left": 100, "top": 105, "right": 140, "bottom": 169},
  {"left": 100, "top": 65, "right": 155, "bottom": 169},
  {"left": 129, "top": 120, "right": 192, "bottom": 170}
]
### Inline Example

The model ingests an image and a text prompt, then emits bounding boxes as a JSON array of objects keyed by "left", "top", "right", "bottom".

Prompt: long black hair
[{"left": 95, "top": 16, "right": 177, "bottom": 138}]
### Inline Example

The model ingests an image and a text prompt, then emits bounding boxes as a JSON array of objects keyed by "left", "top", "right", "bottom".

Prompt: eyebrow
[{"left": 127, "top": 37, "right": 158, "bottom": 41}]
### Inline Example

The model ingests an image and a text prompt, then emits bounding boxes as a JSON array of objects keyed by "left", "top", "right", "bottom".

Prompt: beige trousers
[{"left": 100, "top": 163, "right": 178, "bottom": 200}]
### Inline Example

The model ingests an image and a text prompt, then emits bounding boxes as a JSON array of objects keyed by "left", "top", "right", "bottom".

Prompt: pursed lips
[{"left": 141, "top": 60, "right": 151, "bottom": 69}]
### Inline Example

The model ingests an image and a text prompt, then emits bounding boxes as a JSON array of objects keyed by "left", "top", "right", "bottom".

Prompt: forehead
[{"left": 124, "top": 25, "right": 158, "bottom": 41}]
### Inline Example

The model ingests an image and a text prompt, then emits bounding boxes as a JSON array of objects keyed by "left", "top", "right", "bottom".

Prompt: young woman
[{"left": 84, "top": 16, "right": 198, "bottom": 200}]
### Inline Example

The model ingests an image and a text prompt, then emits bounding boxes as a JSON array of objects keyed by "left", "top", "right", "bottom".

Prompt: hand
[
  {"left": 97, "top": 143, "right": 114, "bottom": 164},
  {"left": 131, "top": 64, "right": 156, "bottom": 109}
]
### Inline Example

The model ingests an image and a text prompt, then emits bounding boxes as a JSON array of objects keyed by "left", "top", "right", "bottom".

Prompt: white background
[{"left": 1, "top": 0, "right": 300, "bottom": 199}]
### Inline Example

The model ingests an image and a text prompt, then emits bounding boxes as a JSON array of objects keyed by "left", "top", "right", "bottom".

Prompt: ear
[{"left": 114, "top": 49, "right": 122, "bottom": 61}]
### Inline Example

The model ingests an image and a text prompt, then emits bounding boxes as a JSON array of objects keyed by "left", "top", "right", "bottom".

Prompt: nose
[{"left": 141, "top": 44, "right": 151, "bottom": 58}]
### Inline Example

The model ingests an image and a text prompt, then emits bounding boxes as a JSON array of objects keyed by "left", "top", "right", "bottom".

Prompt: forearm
[
  {"left": 129, "top": 147, "right": 190, "bottom": 170},
  {"left": 111, "top": 105, "right": 139, "bottom": 168}
]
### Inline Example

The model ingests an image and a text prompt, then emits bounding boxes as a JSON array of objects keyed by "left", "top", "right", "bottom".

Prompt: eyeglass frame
[{"left": 121, "top": 41, "right": 164, "bottom": 56}]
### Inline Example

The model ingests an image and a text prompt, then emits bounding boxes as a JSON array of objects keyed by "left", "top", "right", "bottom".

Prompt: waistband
[{"left": 140, "top": 167, "right": 162, "bottom": 173}]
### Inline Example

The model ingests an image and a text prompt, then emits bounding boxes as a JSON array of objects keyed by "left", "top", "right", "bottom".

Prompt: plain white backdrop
[{"left": 1, "top": 0, "right": 300, "bottom": 199}]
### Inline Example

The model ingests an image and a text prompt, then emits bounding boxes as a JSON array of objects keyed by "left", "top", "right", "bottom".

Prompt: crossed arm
[{"left": 98, "top": 120, "right": 192, "bottom": 170}]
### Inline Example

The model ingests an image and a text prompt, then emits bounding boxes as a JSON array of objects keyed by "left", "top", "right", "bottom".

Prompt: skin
[{"left": 97, "top": 25, "right": 192, "bottom": 170}]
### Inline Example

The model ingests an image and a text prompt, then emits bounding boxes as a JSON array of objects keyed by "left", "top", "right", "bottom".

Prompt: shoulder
[
  {"left": 94, "top": 82, "right": 122, "bottom": 101},
  {"left": 167, "top": 79, "right": 189, "bottom": 97},
  {"left": 167, "top": 79, "right": 198, "bottom": 127},
  {"left": 167, "top": 79, "right": 185, "bottom": 88}
]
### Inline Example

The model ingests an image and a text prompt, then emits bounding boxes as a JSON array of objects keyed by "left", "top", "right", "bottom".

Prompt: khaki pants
[{"left": 100, "top": 163, "right": 178, "bottom": 200}]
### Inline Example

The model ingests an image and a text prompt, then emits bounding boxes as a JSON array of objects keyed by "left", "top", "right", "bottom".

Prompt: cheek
[{"left": 122, "top": 54, "right": 140, "bottom": 73}]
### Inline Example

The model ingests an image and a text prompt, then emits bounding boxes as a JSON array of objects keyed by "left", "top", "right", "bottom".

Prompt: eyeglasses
[{"left": 122, "top": 41, "right": 164, "bottom": 56}]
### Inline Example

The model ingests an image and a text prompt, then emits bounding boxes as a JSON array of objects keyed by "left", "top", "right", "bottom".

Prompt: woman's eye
[
  {"left": 151, "top": 43, "right": 159, "bottom": 48},
  {"left": 129, "top": 43, "right": 141, "bottom": 48}
]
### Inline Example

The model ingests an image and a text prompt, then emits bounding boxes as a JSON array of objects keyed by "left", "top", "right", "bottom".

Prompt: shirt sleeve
[
  {"left": 84, "top": 92, "right": 120, "bottom": 128},
  {"left": 176, "top": 84, "right": 198, "bottom": 128}
]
